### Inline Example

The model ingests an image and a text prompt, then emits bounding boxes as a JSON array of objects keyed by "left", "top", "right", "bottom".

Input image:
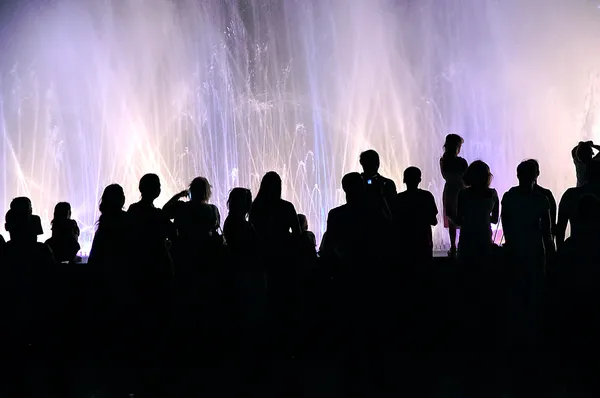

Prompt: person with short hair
[{"left": 393, "top": 166, "right": 438, "bottom": 264}]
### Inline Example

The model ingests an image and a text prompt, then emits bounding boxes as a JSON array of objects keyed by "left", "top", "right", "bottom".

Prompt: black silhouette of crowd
[{"left": 1, "top": 136, "right": 600, "bottom": 397}]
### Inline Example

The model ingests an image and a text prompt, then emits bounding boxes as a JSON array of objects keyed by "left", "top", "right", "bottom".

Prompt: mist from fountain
[{"left": 1, "top": 0, "right": 599, "bottom": 252}]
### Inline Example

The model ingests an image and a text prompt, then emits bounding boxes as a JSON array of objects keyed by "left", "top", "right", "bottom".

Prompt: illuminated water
[{"left": 1, "top": 0, "right": 600, "bottom": 251}]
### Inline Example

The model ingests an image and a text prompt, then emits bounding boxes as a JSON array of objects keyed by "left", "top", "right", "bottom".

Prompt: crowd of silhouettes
[{"left": 2, "top": 137, "right": 600, "bottom": 396}]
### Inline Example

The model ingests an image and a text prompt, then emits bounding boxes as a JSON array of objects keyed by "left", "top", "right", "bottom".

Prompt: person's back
[
  {"left": 297, "top": 214, "right": 317, "bottom": 261},
  {"left": 502, "top": 187, "right": 549, "bottom": 257},
  {"left": 557, "top": 160, "right": 600, "bottom": 248},
  {"left": 501, "top": 160, "right": 552, "bottom": 267},
  {"left": 88, "top": 185, "right": 132, "bottom": 271},
  {"left": 0, "top": 210, "right": 55, "bottom": 352},
  {"left": 321, "top": 173, "right": 387, "bottom": 266},
  {"left": 457, "top": 161, "right": 499, "bottom": 262},
  {"left": 45, "top": 202, "right": 80, "bottom": 263},
  {"left": 128, "top": 174, "right": 175, "bottom": 274},
  {"left": 249, "top": 172, "right": 301, "bottom": 258},
  {"left": 359, "top": 150, "right": 397, "bottom": 223},
  {"left": 394, "top": 167, "right": 438, "bottom": 263}
]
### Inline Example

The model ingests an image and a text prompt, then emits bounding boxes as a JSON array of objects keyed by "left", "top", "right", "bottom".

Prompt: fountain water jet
[{"left": 1, "top": 0, "right": 600, "bottom": 251}]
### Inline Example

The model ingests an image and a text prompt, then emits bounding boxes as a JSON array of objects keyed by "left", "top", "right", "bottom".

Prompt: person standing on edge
[
  {"left": 440, "top": 134, "right": 468, "bottom": 257},
  {"left": 394, "top": 166, "right": 438, "bottom": 265}
]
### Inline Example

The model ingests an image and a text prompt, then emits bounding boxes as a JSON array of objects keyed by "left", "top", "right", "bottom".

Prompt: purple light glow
[{"left": 0, "top": 0, "right": 599, "bottom": 251}]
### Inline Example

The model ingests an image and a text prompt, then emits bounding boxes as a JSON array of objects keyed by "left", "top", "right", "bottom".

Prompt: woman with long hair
[
  {"left": 440, "top": 134, "right": 468, "bottom": 257},
  {"left": 88, "top": 184, "right": 129, "bottom": 268},
  {"left": 45, "top": 202, "right": 80, "bottom": 263},
  {"left": 456, "top": 160, "right": 499, "bottom": 263},
  {"left": 249, "top": 171, "right": 301, "bottom": 352}
]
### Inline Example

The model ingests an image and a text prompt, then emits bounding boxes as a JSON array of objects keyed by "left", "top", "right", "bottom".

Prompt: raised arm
[{"left": 163, "top": 190, "right": 188, "bottom": 219}]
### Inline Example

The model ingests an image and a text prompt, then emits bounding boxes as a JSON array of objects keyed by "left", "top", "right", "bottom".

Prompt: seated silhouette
[
  {"left": 572, "top": 140, "right": 600, "bottom": 187},
  {"left": 456, "top": 160, "right": 499, "bottom": 263},
  {"left": 45, "top": 202, "right": 81, "bottom": 263},
  {"left": 297, "top": 214, "right": 317, "bottom": 259},
  {"left": 557, "top": 159, "right": 600, "bottom": 249},
  {"left": 1, "top": 209, "right": 55, "bottom": 354},
  {"left": 128, "top": 173, "right": 175, "bottom": 273},
  {"left": 393, "top": 166, "right": 438, "bottom": 264},
  {"left": 10, "top": 197, "right": 43, "bottom": 241}
]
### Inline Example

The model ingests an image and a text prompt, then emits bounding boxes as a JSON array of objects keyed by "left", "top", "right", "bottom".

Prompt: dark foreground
[{"left": 1, "top": 256, "right": 598, "bottom": 398}]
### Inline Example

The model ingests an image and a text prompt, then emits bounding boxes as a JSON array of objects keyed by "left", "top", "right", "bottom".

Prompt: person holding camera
[{"left": 359, "top": 149, "right": 397, "bottom": 222}]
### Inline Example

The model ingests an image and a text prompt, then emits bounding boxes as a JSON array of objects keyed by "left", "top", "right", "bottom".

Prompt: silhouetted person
[
  {"left": 394, "top": 166, "right": 438, "bottom": 265},
  {"left": 572, "top": 140, "right": 600, "bottom": 187},
  {"left": 223, "top": 188, "right": 267, "bottom": 336},
  {"left": 558, "top": 194, "right": 600, "bottom": 370},
  {"left": 359, "top": 149, "right": 397, "bottom": 221},
  {"left": 556, "top": 159, "right": 600, "bottom": 250},
  {"left": 87, "top": 184, "right": 132, "bottom": 367},
  {"left": 10, "top": 197, "right": 43, "bottom": 241},
  {"left": 127, "top": 174, "right": 175, "bottom": 371},
  {"left": 501, "top": 161, "right": 553, "bottom": 348},
  {"left": 44, "top": 202, "right": 80, "bottom": 263},
  {"left": 128, "top": 173, "right": 175, "bottom": 273},
  {"left": 526, "top": 159, "right": 557, "bottom": 238},
  {"left": 297, "top": 214, "right": 317, "bottom": 260},
  {"left": 456, "top": 160, "right": 499, "bottom": 263},
  {"left": 440, "top": 134, "right": 468, "bottom": 257},
  {"left": 0, "top": 209, "right": 55, "bottom": 380},
  {"left": 249, "top": 171, "right": 301, "bottom": 353},
  {"left": 163, "top": 176, "right": 222, "bottom": 268}
]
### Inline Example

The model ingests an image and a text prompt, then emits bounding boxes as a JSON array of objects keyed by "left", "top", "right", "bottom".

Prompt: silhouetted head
[
  {"left": 517, "top": 160, "right": 537, "bottom": 188},
  {"left": 139, "top": 173, "right": 161, "bottom": 201},
  {"left": 256, "top": 171, "right": 282, "bottom": 202},
  {"left": 403, "top": 166, "right": 422, "bottom": 189},
  {"left": 227, "top": 187, "right": 252, "bottom": 218},
  {"left": 99, "top": 184, "right": 125, "bottom": 216},
  {"left": 463, "top": 160, "right": 492, "bottom": 189},
  {"left": 298, "top": 214, "right": 308, "bottom": 231},
  {"left": 359, "top": 150, "right": 380, "bottom": 177},
  {"left": 53, "top": 202, "right": 71, "bottom": 221},
  {"left": 443, "top": 134, "right": 464, "bottom": 156},
  {"left": 577, "top": 141, "right": 594, "bottom": 163},
  {"left": 189, "top": 177, "right": 212, "bottom": 203},
  {"left": 10, "top": 197, "right": 33, "bottom": 215},
  {"left": 5, "top": 209, "right": 32, "bottom": 242},
  {"left": 578, "top": 194, "right": 600, "bottom": 227},
  {"left": 342, "top": 172, "right": 366, "bottom": 204}
]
